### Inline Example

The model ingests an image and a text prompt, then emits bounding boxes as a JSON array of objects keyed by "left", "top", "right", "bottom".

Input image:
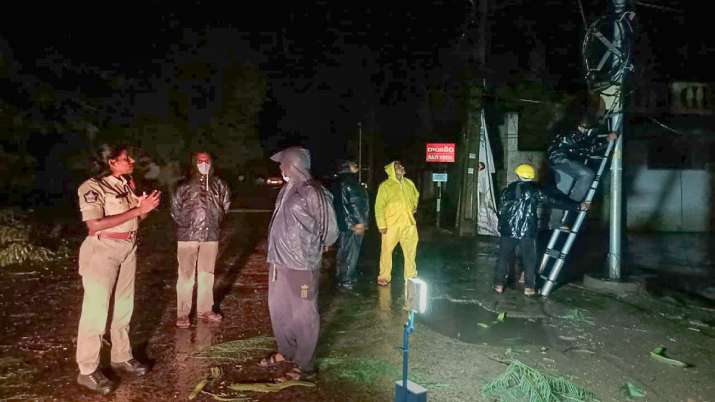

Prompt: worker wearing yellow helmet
[
  {"left": 494, "top": 163, "right": 587, "bottom": 296},
  {"left": 514, "top": 163, "right": 536, "bottom": 180}
]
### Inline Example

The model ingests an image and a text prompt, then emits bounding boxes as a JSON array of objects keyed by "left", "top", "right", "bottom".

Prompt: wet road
[
  {"left": 2, "top": 195, "right": 715, "bottom": 401},
  {"left": 1, "top": 211, "right": 269, "bottom": 401},
  {"left": 0, "top": 204, "right": 408, "bottom": 401}
]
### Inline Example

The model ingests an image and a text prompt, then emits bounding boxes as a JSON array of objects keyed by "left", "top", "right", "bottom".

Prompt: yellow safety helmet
[{"left": 514, "top": 163, "right": 536, "bottom": 180}]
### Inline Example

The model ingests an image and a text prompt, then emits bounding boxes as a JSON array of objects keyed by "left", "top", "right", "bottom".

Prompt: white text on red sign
[{"left": 425, "top": 143, "right": 456, "bottom": 163}]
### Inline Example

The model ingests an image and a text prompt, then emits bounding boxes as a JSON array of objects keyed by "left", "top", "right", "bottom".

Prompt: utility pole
[
  {"left": 358, "top": 121, "right": 363, "bottom": 184},
  {"left": 366, "top": 110, "right": 377, "bottom": 190},
  {"left": 605, "top": 0, "right": 633, "bottom": 280},
  {"left": 479, "top": 0, "right": 487, "bottom": 65},
  {"left": 457, "top": 92, "right": 481, "bottom": 236},
  {"left": 582, "top": 0, "right": 634, "bottom": 280},
  {"left": 456, "top": 0, "right": 487, "bottom": 236}
]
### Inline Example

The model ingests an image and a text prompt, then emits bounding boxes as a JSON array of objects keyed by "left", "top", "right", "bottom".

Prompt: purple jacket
[{"left": 267, "top": 147, "right": 338, "bottom": 271}]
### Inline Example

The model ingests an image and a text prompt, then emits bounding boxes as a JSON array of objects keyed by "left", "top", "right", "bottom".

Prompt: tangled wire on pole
[{"left": 582, "top": 11, "right": 635, "bottom": 124}]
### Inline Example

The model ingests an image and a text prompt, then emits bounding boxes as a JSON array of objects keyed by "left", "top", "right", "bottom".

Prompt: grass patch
[
  {"left": 317, "top": 356, "right": 400, "bottom": 384},
  {"left": 559, "top": 308, "right": 595, "bottom": 326},
  {"left": 317, "top": 356, "right": 440, "bottom": 388}
]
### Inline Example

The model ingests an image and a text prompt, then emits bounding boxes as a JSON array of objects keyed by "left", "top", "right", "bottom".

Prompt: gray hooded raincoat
[{"left": 267, "top": 147, "right": 338, "bottom": 270}]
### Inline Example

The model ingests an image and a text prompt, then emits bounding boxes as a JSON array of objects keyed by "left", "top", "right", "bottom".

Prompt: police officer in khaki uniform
[{"left": 75, "top": 145, "right": 161, "bottom": 395}]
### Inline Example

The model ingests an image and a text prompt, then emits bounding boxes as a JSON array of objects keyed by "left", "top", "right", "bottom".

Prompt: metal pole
[
  {"left": 402, "top": 319, "right": 408, "bottom": 401},
  {"left": 607, "top": 117, "right": 623, "bottom": 278},
  {"left": 358, "top": 122, "right": 363, "bottom": 184},
  {"left": 436, "top": 181, "right": 442, "bottom": 229},
  {"left": 400, "top": 311, "right": 414, "bottom": 402},
  {"left": 607, "top": 0, "right": 628, "bottom": 280}
]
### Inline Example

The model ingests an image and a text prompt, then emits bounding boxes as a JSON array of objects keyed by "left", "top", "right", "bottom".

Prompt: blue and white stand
[{"left": 394, "top": 289, "right": 428, "bottom": 402}]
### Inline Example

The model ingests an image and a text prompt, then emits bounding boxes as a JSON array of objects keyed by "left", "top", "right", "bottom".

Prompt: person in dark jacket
[
  {"left": 170, "top": 152, "right": 231, "bottom": 328},
  {"left": 547, "top": 101, "right": 617, "bottom": 204},
  {"left": 261, "top": 146, "right": 338, "bottom": 382},
  {"left": 495, "top": 164, "right": 586, "bottom": 296},
  {"left": 332, "top": 160, "right": 370, "bottom": 289}
]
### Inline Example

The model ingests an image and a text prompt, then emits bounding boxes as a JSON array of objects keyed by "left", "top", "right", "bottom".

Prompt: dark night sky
[
  {"left": 1, "top": 0, "right": 711, "bottom": 174},
  {"left": 2, "top": 1, "right": 701, "bottom": 76},
  {"left": 2, "top": 3, "right": 465, "bottom": 70}
]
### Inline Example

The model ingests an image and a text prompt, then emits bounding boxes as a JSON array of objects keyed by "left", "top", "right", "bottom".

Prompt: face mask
[{"left": 197, "top": 163, "right": 210, "bottom": 175}]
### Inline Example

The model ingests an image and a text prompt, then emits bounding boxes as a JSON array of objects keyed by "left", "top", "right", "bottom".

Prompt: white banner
[{"left": 477, "top": 109, "right": 500, "bottom": 236}]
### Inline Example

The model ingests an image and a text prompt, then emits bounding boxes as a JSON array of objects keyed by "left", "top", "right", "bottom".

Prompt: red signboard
[{"left": 426, "top": 143, "right": 456, "bottom": 163}]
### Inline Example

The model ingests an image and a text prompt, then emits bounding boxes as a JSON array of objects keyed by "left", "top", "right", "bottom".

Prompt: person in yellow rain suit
[{"left": 374, "top": 160, "right": 420, "bottom": 286}]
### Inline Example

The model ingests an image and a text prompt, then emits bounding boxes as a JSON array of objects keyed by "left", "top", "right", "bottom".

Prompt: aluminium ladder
[{"left": 539, "top": 133, "right": 616, "bottom": 297}]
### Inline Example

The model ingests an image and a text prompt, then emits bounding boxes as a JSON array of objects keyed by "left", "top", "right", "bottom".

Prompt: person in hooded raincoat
[
  {"left": 546, "top": 95, "right": 617, "bottom": 228},
  {"left": 331, "top": 159, "right": 370, "bottom": 290},
  {"left": 547, "top": 111, "right": 617, "bottom": 203},
  {"left": 374, "top": 160, "right": 420, "bottom": 287},
  {"left": 261, "top": 146, "right": 338, "bottom": 382},
  {"left": 170, "top": 151, "right": 231, "bottom": 328}
]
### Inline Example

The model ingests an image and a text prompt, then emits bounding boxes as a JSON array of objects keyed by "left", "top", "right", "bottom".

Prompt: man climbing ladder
[{"left": 539, "top": 97, "right": 618, "bottom": 297}]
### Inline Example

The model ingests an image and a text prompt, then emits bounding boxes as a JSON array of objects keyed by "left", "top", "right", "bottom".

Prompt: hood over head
[
  {"left": 384, "top": 161, "right": 398, "bottom": 181},
  {"left": 270, "top": 146, "right": 312, "bottom": 183},
  {"left": 191, "top": 152, "right": 215, "bottom": 177},
  {"left": 337, "top": 159, "right": 357, "bottom": 174}
]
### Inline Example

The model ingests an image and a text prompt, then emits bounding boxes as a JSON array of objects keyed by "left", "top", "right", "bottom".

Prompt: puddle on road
[{"left": 419, "top": 299, "right": 550, "bottom": 347}]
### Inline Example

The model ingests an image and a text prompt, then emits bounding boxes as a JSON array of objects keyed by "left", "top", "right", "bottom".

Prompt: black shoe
[
  {"left": 111, "top": 359, "right": 149, "bottom": 377},
  {"left": 77, "top": 369, "right": 114, "bottom": 395}
]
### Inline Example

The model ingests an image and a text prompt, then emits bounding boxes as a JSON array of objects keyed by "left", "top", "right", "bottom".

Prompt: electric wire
[
  {"left": 647, "top": 116, "right": 687, "bottom": 136},
  {"left": 633, "top": 0, "right": 684, "bottom": 14},
  {"left": 576, "top": 0, "right": 588, "bottom": 29},
  {"left": 582, "top": 14, "right": 633, "bottom": 92}
]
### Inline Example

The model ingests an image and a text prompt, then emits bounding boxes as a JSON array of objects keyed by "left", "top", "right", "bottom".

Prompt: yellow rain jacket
[{"left": 375, "top": 162, "right": 420, "bottom": 230}]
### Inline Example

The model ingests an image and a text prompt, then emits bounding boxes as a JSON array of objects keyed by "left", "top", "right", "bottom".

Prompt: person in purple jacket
[{"left": 259, "top": 146, "right": 338, "bottom": 382}]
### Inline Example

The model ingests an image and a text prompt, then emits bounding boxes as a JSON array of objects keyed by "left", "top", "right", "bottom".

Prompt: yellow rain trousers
[{"left": 374, "top": 162, "right": 420, "bottom": 283}]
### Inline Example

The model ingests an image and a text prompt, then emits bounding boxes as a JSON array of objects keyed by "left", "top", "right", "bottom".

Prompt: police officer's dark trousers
[
  {"left": 336, "top": 230, "right": 364, "bottom": 286},
  {"left": 268, "top": 264, "right": 320, "bottom": 372},
  {"left": 495, "top": 237, "right": 537, "bottom": 289}
]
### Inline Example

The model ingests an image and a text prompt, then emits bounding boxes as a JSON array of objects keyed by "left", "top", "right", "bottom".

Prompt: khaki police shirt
[{"left": 78, "top": 175, "right": 139, "bottom": 232}]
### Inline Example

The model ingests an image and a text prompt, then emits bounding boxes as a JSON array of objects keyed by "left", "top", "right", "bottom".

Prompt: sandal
[
  {"left": 275, "top": 367, "right": 316, "bottom": 383},
  {"left": 524, "top": 288, "right": 537, "bottom": 297},
  {"left": 377, "top": 278, "right": 390, "bottom": 287},
  {"left": 258, "top": 352, "right": 290, "bottom": 368},
  {"left": 494, "top": 285, "right": 504, "bottom": 295}
]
